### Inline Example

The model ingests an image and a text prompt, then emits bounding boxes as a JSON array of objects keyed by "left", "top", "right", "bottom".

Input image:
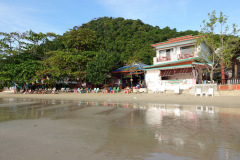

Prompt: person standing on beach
[{"left": 13, "top": 84, "right": 17, "bottom": 94}]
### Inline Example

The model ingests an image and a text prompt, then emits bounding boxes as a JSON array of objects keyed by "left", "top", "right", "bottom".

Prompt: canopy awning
[
  {"left": 113, "top": 62, "right": 149, "bottom": 73},
  {"left": 144, "top": 64, "right": 193, "bottom": 70},
  {"left": 161, "top": 68, "right": 193, "bottom": 77},
  {"left": 144, "top": 57, "right": 197, "bottom": 69}
]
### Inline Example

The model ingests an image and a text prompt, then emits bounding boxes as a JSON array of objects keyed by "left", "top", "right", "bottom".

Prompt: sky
[{"left": 1, "top": 0, "right": 240, "bottom": 35}]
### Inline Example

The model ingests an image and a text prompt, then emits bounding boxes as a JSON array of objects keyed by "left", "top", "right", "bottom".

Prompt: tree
[
  {"left": 0, "top": 53, "right": 40, "bottom": 88},
  {"left": 86, "top": 51, "right": 120, "bottom": 85},
  {"left": 197, "top": 11, "right": 240, "bottom": 83},
  {"left": 60, "top": 28, "right": 98, "bottom": 51},
  {"left": 36, "top": 50, "right": 96, "bottom": 85},
  {"left": 0, "top": 32, "right": 16, "bottom": 56},
  {"left": 81, "top": 17, "right": 198, "bottom": 65},
  {"left": 36, "top": 28, "right": 99, "bottom": 84}
]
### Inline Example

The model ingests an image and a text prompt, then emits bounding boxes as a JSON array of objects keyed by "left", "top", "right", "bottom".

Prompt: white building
[{"left": 144, "top": 35, "right": 210, "bottom": 92}]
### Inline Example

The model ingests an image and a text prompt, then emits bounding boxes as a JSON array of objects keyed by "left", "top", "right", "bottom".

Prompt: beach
[
  {"left": 1, "top": 91, "right": 240, "bottom": 160},
  {"left": 0, "top": 91, "right": 239, "bottom": 107}
]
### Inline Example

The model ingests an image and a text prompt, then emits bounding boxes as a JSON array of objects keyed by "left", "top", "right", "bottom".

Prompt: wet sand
[
  {"left": 0, "top": 91, "right": 240, "bottom": 107},
  {"left": 0, "top": 106, "right": 135, "bottom": 160},
  {"left": 0, "top": 92, "right": 240, "bottom": 159}
]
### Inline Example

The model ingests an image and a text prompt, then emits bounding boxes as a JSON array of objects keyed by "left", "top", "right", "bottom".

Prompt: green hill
[{"left": 79, "top": 17, "right": 198, "bottom": 65}]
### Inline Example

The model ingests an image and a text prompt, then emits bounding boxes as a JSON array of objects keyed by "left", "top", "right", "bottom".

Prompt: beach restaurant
[
  {"left": 144, "top": 35, "right": 211, "bottom": 92},
  {"left": 112, "top": 62, "right": 149, "bottom": 89}
]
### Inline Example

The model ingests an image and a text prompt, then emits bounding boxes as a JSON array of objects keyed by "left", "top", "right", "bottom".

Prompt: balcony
[
  {"left": 177, "top": 52, "right": 194, "bottom": 60},
  {"left": 156, "top": 55, "right": 171, "bottom": 62}
]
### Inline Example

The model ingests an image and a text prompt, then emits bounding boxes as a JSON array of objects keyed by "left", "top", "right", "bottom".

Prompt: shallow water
[{"left": 0, "top": 98, "right": 240, "bottom": 160}]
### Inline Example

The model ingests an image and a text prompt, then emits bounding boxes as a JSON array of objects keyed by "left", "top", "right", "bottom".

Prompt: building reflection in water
[{"left": 127, "top": 103, "right": 240, "bottom": 160}]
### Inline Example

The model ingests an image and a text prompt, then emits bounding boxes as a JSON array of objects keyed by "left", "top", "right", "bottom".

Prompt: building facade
[{"left": 144, "top": 35, "right": 210, "bottom": 92}]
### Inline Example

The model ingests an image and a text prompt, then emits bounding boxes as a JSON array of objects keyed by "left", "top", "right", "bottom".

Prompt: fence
[{"left": 217, "top": 78, "right": 240, "bottom": 85}]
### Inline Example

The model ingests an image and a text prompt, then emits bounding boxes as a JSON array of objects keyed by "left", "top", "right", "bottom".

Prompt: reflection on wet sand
[
  {"left": 0, "top": 98, "right": 240, "bottom": 160},
  {"left": 97, "top": 103, "right": 240, "bottom": 160}
]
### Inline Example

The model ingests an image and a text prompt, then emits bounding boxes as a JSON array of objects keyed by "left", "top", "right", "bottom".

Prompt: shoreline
[{"left": 0, "top": 91, "right": 239, "bottom": 107}]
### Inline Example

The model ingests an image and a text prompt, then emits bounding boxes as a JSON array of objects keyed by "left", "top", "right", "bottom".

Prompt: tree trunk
[
  {"left": 220, "top": 58, "right": 225, "bottom": 84},
  {"left": 210, "top": 70, "right": 214, "bottom": 84}
]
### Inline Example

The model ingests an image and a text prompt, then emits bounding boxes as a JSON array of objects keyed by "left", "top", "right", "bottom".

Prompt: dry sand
[{"left": 0, "top": 91, "right": 240, "bottom": 107}]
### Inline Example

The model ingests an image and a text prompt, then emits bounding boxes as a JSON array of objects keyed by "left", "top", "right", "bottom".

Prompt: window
[
  {"left": 159, "top": 50, "right": 164, "bottom": 54},
  {"left": 166, "top": 49, "right": 171, "bottom": 56},
  {"left": 166, "top": 49, "right": 172, "bottom": 60},
  {"left": 180, "top": 45, "right": 194, "bottom": 54}
]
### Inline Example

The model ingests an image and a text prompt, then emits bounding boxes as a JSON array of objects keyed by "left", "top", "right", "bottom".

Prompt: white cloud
[{"left": 0, "top": 2, "right": 62, "bottom": 34}]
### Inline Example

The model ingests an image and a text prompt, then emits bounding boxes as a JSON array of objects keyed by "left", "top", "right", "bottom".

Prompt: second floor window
[
  {"left": 159, "top": 50, "right": 164, "bottom": 55},
  {"left": 180, "top": 45, "right": 194, "bottom": 54},
  {"left": 166, "top": 49, "right": 171, "bottom": 56}
]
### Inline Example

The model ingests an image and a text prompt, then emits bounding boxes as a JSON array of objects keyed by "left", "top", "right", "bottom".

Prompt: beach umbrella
[{"left": 113, "top": 62, "right": 149, "bottom": 73}]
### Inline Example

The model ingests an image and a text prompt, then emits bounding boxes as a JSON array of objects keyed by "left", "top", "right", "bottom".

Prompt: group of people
[
  {"left": 124, "top": 82, "right": 142, "bottom": 94},
  {"left": 21, "top": 88, "right": 56, "bottom": 94}
]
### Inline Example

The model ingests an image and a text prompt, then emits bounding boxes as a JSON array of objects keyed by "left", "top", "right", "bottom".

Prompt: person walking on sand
[{"left": 13, "top": 84, "right": 17, "bottom": 94}]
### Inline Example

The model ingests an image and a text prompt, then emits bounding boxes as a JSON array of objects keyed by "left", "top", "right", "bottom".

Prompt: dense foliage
[
  {"left": 81, "top": 17, "right": 198, "bottom": 65},
  {"left": 86, "top": 50, "right": 121, "bottom": 85},
  {"left": 0, "top": 17, "right": 199, "bottom": 87}
]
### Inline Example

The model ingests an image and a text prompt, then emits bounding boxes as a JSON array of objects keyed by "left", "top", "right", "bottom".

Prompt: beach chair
[
  {"left": 111, "top": 87, "right": 116, "bottom": 94},
  {"left": 206, "top": 88, "right": 214, "bottom": 97},
  {"left": 51, "top": 87, "right": 56, "bottom": 94},
  {"left": 92, "top": 88, "right": 97, "bottom": 93},
  {"left": 66, "top": 88, "right": 70, "bottom": 92},
  {"left": 42, "top": 89, "right": 48, "bottom": 94},
  {"left": 102, "top": 88, "right": 108, "bottom": 93},
  {"left": 195, "top": 88, "right": 202, "bottom": 97},
  {"left": 73, "top": 88, "right": 78, "bottom": 93},
  {"left": 95, "top": 88, "right": 99, "bottom": 93},
  {"left": 87, "top": 88, "right": 91, "bottom": 93},
  {"left": 174, "top": 85, "right": 180, "bottom": 94},
  {"left": 116, "top": 87, "right": 120, "bottom": 93}
]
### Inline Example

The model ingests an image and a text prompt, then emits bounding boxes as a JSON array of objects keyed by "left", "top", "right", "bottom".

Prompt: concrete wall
[
  {"left": 145, "top": 70, "right": 161, "bottom": 92},
  {"left": 193, "top": 84, "right": 218, "bottom": 92}
]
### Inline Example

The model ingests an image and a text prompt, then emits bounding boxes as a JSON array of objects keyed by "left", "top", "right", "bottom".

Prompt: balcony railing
[
  {"left": 177, "top": 52, "right": 194, "bottom": 60},
  {"left": 156, "top": 55, "right": 171, "bottom": 62}
]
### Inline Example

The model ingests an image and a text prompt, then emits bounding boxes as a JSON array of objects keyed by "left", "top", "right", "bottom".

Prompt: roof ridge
[{"left": 151, "top": 35, "right": 199, "bottom": 47}]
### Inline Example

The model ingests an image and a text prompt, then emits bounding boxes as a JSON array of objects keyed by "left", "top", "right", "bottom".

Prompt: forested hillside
[
  {"left": 0, "top": 17, "right": 198, "bottom": 87},
  {"left": 80, "top": 17, "right": 198, "bottom": 64}
]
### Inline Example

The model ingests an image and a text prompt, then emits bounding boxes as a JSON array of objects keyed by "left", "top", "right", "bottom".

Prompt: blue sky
[{"left": 1, "top": 0, "right": 240, "bottom": 35}]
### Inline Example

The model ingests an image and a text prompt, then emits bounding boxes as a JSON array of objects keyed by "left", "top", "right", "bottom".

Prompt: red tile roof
[{"left": 151, "top": 35, "right": 199, "bottom": 47}]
